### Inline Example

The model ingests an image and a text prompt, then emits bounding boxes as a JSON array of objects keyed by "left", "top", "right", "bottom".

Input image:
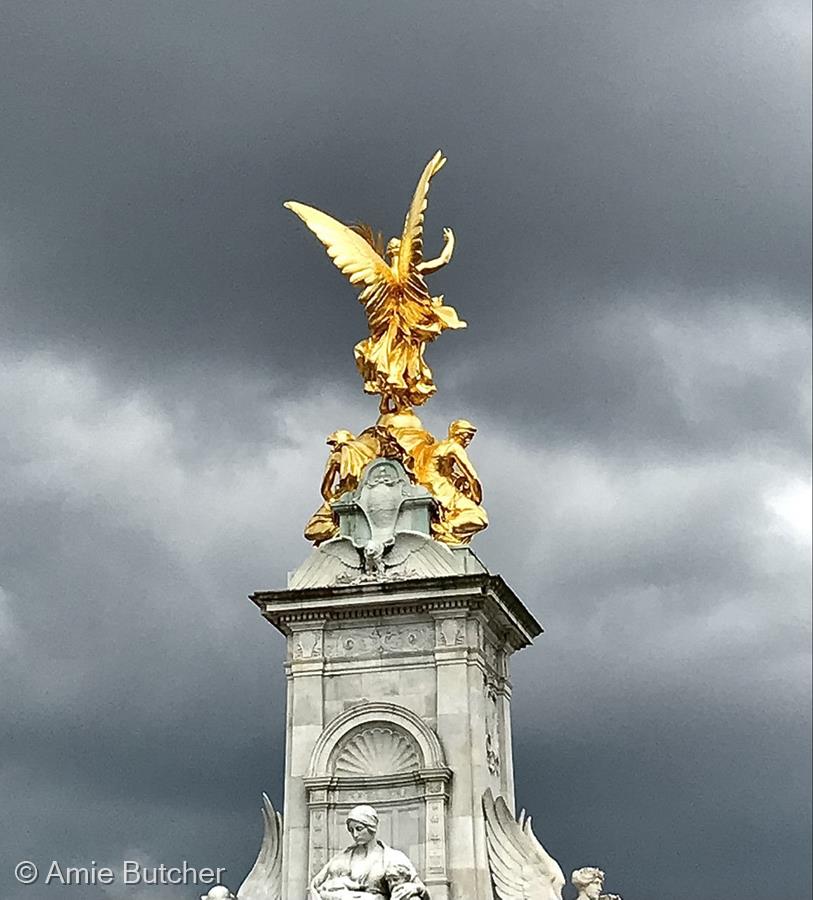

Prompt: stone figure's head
[
  {"left": 386, "top": 862, "right": 414, "bottom": 886},
  {"left": 571, "top": 867, "right": 605, "bottom": 900},
  {"left": 326, "top": 429, "right": 355, "bottom": 450},
  {"left": 449, "top": 419, "right": 477, "bottom": 447},
  {"left": 200, "top": 887, "right": 236, "bottom": 900},
  {"left": 346, "top": 805, "right": 379, "bottom": 846}
]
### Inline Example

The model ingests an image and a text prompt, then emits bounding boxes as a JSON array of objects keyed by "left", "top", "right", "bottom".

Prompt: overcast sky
[{"left": 1, "top": 2, "right": 810, "bottom": 899}]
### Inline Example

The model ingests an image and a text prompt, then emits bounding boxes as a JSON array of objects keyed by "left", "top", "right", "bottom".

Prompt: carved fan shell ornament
[{"left": 333, "top": 726, "right": 420, "bottom": 776}]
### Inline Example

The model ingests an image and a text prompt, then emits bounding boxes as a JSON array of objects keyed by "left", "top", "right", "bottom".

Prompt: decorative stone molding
[
  {"left": 323, "top": 622, "right": 434, "bottom": 659},
  {"left": 304, "top": 702, "right": 451, "bottom": 887},
  {"left": 292, "top": 629, "right": 323, "bottom": 660},
  {"left": 484, "top": 678, "right": 502, "bottom": 777},
  {"left": 252, "top": 573, "right": 543, "bottom": 655},
  {"left": 332, "top": 726, "right": 421, "bottom": 776},
  {"left": 435, "top": 616, "right": 466, "bottom": 648},
  {"left": 308, "top": 702, "right": 448, "bottom": 777}
]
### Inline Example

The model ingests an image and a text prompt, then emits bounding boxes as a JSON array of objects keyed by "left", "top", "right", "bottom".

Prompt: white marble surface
[{"left": 251, "top": 563, "right": 542, "bottom": 900}]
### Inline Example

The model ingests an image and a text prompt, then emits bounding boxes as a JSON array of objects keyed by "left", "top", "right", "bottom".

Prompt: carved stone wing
[
  {"left": 236, "top": 793, "right": 283, "bottom": 900},
  {"left": 320, "top": 537, "right": 365, "bottom": 569},
  {"left": 398, "top": 150, "right": 446, "bottom": 280},
  {"left": 383, "top": 531, "right": 435, "bottom": 567},
  {"left": 518, "top": 809, "right": 566, "bottom": 896},
  {"left": 483, "top": 789, "right": 565, "bottom": 900},
  {"left": 284, "top": 201, "right": 396, "bottom": 296}
]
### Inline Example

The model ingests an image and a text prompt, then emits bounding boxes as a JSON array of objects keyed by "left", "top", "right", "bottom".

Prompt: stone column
[{"left": 281, "top": 620, "right": 325, "bottom": 899}]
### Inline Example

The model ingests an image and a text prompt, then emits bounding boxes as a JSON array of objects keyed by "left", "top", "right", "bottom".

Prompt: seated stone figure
[{"left": 309, "top": 805, "right": 429, "bottom": 900}]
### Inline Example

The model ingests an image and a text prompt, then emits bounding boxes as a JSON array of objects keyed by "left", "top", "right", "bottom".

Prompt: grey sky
[{"left": 1, "top": 1, "right": 810, "bottom": 899}]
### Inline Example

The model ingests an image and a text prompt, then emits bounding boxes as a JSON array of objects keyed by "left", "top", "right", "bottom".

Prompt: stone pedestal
[{"left": 251, "top": 561, "right": 541, "bottom": 900}]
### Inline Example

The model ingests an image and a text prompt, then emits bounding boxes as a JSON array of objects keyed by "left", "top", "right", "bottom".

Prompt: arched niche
[{"left": 304, "top": 702, "right": 452, "bottom": 891}]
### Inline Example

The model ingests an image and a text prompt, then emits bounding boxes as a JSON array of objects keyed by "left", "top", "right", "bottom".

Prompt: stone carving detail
[
  {"left": 311, "top": 808, "right": 328, "bottom": 874},
  {"left": 356, "top": 461, "right": 410, "bottom": 558},
  {"left": 333, "top": 567, "right": 420, "bottom": 586},
  {"left": 435, "top": 618, "right": 466, "bottom": 648},
  {"left": 425, "top": 796, "right": 446, "bottom": 877},
  {"left": 293, "top": 630, "right": 323, "bottom": 660},
  {"left": 200, "top": 793, "right": 282, "bottom": 900},
  {"left": 309, "top": 804, "right": 430, "bottom": 899},
  {"left": 483, "top": 790, "right": 565, "bottom": 900},
  {"left": 486, "top": 733, "right": 501, "bottom": 778},
  {"left": 484, "top": 792, "right": 624, "bottom": 900},
  {"left": 290, "top": 477, "right": 462, "bottom": 589},
  {"left": 332, "top": 459, "right": 436, "bottom": 567},
  {"left": 324, "top": 624, "right": 433, "bottom": 659},
  {"left": 333, "top": 726, "right": 420, "bottom": 777},
  {"left": 483, "top": 638, "right": 499, "bottom": 674},
  {"left": 485, "top": 680, "right": 501, "bottom": 777},
  {"left": 306, "top": 703, "right": 451, "bottom": 892},
  {"left": 572, "top": 867, "right": 610, "bottom": 900},
  {"left": 328, "top": 786, "right": 421, "bottom": 806}
]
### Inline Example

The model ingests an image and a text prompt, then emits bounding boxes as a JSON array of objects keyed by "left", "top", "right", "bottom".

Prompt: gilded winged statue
[
  {"left": 285, "top": 152, "right": 489, "bottom": 546},
  {"left": 304, "top": 429, "right": 380, "bottom": 543},
  {"left": 285, "top": 151, "right": 465, "bottom": 414}
]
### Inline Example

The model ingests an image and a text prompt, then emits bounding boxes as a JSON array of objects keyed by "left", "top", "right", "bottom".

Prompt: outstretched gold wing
[
  {"left": 284, "top": 201, "right": 395, "bottom": 292},
  {"left": 398, "top": 150, "right": 446, "bottom": 281}
]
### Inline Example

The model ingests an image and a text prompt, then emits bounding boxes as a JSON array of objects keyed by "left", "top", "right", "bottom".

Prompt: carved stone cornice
[
  {"left": 251, "top": 573, "right": 542, "bottom": 652},
  {"left": 303, "top": 769, "right": 452, "bottom": 797}
]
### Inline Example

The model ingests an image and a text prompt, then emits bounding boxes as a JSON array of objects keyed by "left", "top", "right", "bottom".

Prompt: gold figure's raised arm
[
  {"left": 397, "top": 149, "right": 446, "bottom": 279},
  {"left": 283, "top": 201, "right": 395, "bottom": 294},
  {"left": 417, "top": 226, "right": 455, "bottom": 275}
]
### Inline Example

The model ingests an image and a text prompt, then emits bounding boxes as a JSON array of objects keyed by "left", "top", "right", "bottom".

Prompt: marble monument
[{"left": 201, "top": 153, "right": 623, "bottom": 900}]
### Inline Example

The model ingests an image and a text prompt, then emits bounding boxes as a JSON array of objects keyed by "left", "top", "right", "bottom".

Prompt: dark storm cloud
[
  {"left": 1, "top": 353, "right": 809, "bottom": 900},
  {"left": 1, "top": 0, "right": 809, "bottom": 377},
  {"left": 447, "top": 294, "right": 811, "bottom": 465},
  {"left": 1, "top": 2, "right": 810, "bottom": 900}
]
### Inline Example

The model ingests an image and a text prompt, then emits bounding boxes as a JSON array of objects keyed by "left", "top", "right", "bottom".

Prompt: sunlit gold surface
[
  {"left": 287, "top": 152, "right": 488, "bottom": 545},
  {"left": 409, "top": 418, "right": 488, "bottom": 544},
  {"left": 285, "top": 151, "right": 464, "bottom": 414},
  {"left": 304, "top": 430, "right": 379, "bottom": 543},
  {"left": 305, "top": 413, "right": 488, "bottom": 546}
]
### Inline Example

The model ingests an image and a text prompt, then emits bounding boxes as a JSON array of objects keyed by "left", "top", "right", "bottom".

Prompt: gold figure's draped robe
[
  {"left": 379, "top": 414, "right": 488, "bottom": 544},
  {"left": 304, "top": 430, "right": 379, "bottom": 544},
  {"left": 414, "top": 430, "right": 488, "bottom": 544},
  {"left": 306, "top": 414, "right": 488, "bottom": 546}
]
